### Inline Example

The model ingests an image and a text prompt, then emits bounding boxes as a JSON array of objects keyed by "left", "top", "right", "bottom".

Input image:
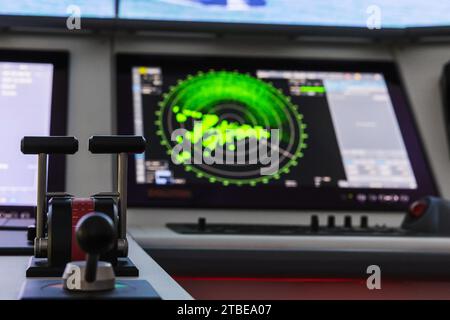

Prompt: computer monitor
[
  {"left": 0, "top": 50, "right": 69, "bottom": 217},
  {"left": 0, "top": 0, "right": 115, "bottom": 18},
  {"left": 118, "top": 0, "right": 450, "bottom": 29},
  {"left": 116, "top": 54, "right": 438, "bottom": 211},
  {"left": 0, "top": 0, "right": 116, "bottom": 29}
]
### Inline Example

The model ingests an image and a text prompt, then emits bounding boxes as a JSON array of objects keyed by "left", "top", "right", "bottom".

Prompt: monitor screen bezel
[
  {"left": 115, "top": 18, "right": 407, "bottom": 39},
  {"left": 0, "top": 14, "right": 420, "bottom": 39},
  {"left": 1, "top": 12, "right": 450, "bottom": 40},
  {"left": 116, "top": 53, "right": 439, "bottom": 211},
  {"left": 0, "top": 50, "right": 69, "bottom": 217}
]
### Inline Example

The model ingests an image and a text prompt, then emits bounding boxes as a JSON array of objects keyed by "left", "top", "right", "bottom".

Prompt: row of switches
[
  {"left": 194, "top": 216, "right": 370, "bottom": 233},
  {"left": 310, "top": 215, "right": 369, "bottom": 232}
]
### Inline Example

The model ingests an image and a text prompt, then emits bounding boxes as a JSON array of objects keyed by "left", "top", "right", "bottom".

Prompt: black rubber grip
[
  {"left": 21, "top": 136, "right": 79, "bottom": 155},
  {"left": 88, "top": 136, "right": 147, "bottom": 154}
]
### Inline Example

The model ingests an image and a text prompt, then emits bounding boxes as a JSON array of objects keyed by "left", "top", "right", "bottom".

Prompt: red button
[{"left": 409, "top": 200, "right": 428, "bottom": 218}]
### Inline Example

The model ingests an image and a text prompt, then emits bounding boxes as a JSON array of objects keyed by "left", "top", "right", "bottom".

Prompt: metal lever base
[{"left": 63, "top": 261, "right": 115, "bottom": 292}]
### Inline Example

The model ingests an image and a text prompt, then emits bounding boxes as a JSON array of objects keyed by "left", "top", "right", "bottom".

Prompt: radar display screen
[
  {"left": 155, "top": 70, "right": 307, "bottom": 187},
  {"left": 117, "top": 55, "right": 437, "bottom": 210}
]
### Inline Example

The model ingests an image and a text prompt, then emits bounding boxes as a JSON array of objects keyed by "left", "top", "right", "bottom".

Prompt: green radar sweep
[
  {"left": 156, "top": 70, "right": 308, "bottom": 186},
  {"left": 173, "top": 108, "right": 271, "bottom": 163}
]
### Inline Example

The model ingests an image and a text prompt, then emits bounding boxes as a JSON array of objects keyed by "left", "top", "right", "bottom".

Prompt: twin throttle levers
[
  {"left": 21, "top": 135, "right": 146, "bottom": 278},
  {"left": 19, "top": 135, "right": 160, "bottom": 299}
]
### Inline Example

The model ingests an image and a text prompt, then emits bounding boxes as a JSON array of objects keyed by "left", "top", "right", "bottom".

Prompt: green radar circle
[{"left": 156, "top": 70, "right": 308, "bottom": 186}]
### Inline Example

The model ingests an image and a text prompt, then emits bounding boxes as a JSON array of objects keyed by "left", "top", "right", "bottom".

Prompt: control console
[{"left": 168, "top": 196, "right": 450, "bottom": 237}]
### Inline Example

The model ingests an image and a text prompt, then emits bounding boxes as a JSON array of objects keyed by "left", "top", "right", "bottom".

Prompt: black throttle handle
[
  {"left": 21, "top": 136, "right": 79, "bottom": 155},
  {"left": 88, "top": 135, "right": 146, "bottom": 154}
]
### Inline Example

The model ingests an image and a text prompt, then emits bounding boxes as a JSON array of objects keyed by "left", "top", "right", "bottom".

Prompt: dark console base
[
  {"left": 149, "top": 248, "right": 450, "bottom": 280},
  {"left": 19, "top": 279, "right": 161, "bottom": 300},
  {"left": 26, "top": 257, "right": 139, "bottom": 277}
]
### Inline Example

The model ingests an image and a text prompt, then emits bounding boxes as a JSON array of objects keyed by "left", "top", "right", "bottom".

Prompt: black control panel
[{"left": 167, "top": 197, "right": 450, "bottom": 237}]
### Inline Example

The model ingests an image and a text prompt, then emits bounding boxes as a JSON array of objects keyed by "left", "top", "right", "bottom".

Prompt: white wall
[
  {"left": 2, "top": 31, "right": 450, "bottom": 212},
  {"left": 395, "top": 44, "right": 450, "bottom": 196}
]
